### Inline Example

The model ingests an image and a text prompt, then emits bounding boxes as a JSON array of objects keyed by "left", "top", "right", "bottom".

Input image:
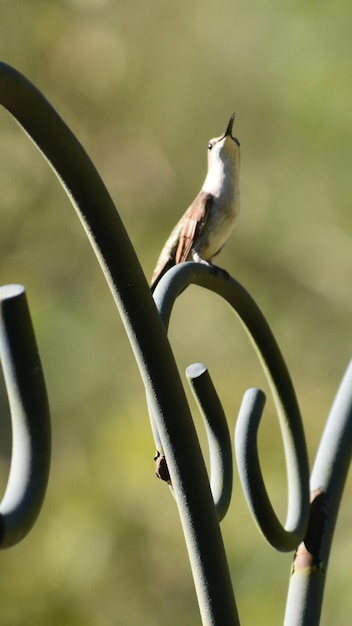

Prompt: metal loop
[
  {"left": 235, "top": 387, "right": 299, "bottom": 549},
  {"left": 153, "top": 262, "right": 310, "bottom": 551},
  {"left": 0, "top": 285, "right": 51, "bottom": 548}
]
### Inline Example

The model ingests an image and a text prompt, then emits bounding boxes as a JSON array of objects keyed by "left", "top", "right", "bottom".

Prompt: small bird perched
[{"left": 150, "top": 113, "right": 240, "bottom": 292}]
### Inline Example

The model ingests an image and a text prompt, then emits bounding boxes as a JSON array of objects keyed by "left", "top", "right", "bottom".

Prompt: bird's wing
[
  {"left": 175, "top": 191, "right": 212, "bottom": 263},
  {"left": 150, "top": 221, "right": 183, "bottom": 292},
  {"left": 150, "top": 191, "right": 212, "bottom": 293}
]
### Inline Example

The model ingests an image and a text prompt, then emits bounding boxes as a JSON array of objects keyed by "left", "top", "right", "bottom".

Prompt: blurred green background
[{"left": 0, "top": 0, "right": 351, "bottom": 624}]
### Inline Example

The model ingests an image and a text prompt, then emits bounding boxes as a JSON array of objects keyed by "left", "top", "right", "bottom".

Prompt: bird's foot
[
  {"left": 205, "top": 264, "right": 230, "bottom": 282},
  {"left": 192, "top": 252, "right": 230, "bottom": 281},
  {"left": 191, "top": 251, "right": 212, "bottom": 266}
]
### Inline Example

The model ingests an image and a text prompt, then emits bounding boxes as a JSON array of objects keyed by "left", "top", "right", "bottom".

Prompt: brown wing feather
[
  {"left": 150, "top": 192, "right": 212, "bottom": 292},
  {"left": 150, "top": 258, "right": 174, "bottom": 293},
  {"left": 150, "top": 221, "right": 183, "bottom": 291},
  {"left": 175, "top": 191, "right": 212, "bottom": 263}
]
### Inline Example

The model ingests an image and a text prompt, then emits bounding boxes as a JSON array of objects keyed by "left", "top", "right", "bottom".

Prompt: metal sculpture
[{"left": 0, "top": 62, "right": 350, "bottom": 626}]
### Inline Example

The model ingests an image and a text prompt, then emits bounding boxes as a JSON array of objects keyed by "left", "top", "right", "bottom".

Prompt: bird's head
[
  {"left": 204, "top": 113, "right": 240, "bottom": 192},
  {"left": 207, "top": 113, "right": 240, "bottom": 169}
]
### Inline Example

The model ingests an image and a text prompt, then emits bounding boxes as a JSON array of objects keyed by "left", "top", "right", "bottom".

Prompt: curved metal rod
[
  {"left": 0, "top": 63, "right": 239, "bottom": 625},
  {"left": 284, "top": 359, "right": 352, "bottom": 626},
  {"left": 153, "top": 262, "right": 310, "bottom": 551},
  {"left": 235, "top": 387, "right": 292, "bottom": 546},
  {"left": 186, "top": 363, "right": 233, "bottom": 522},
  {"left": 0, "top": 284, "right": 51, "bottom": 548}
]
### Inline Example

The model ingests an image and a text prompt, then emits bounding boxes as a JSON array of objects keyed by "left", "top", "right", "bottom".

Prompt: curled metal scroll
[
  {"left": 152, "top": 262, "right": 310, "bottom": 551},
  {"left": 0, "top": 284, "right": 51, "bottom": 548}
]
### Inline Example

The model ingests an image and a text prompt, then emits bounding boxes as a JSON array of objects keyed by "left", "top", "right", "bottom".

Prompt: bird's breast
[{"left": 194, "top": 191, "right": 239, "bottom": 260}]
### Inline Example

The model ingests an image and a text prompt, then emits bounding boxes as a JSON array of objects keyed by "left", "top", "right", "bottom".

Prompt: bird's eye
[{"left": 208, "top": 142, "right": 213, "bottom": 150}]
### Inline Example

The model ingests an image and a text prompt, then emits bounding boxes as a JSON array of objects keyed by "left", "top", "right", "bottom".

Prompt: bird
[{"left": 150, "top": 112, "right": 240, "bottom": 292}]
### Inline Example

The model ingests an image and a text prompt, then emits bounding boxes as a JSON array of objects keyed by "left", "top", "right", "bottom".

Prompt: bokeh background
[{"left": 0, "top": 0, "right": 351, "bottom": 624}]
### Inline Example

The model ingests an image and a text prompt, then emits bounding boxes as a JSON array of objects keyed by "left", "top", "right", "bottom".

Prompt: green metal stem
[{"left": 284, "top": 360, "right": 352, "bottom": 626}]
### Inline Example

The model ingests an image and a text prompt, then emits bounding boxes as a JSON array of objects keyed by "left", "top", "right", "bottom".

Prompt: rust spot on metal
[
  {"left": 293, "top": 489, "right": 328, "bottom": 573},
  {"left": 154, "top": 451, "right": 172, "bottom": 485}
]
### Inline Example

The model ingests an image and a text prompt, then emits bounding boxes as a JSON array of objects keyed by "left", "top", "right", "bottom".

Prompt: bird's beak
[{"left": 224, "top": 112, "right": 235, "bottom": 138}]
